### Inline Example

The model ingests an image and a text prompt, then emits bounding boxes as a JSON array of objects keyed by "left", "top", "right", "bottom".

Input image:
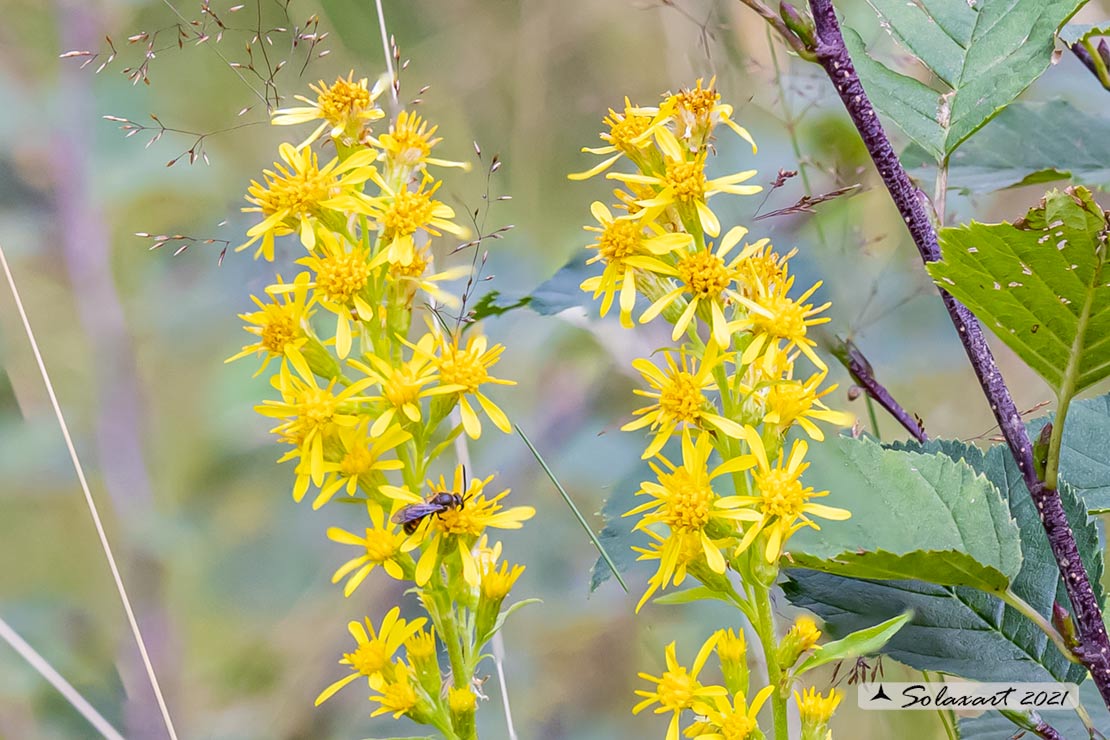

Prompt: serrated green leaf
[
  {"left": 929, "top": 188, "right": 1110, "bottom": 396},
  {"left": 796, "top": 612, "right": 912, "bottom": 676},
  {"left": 787, "top": 435, "right": 1021, "bottom": 590},
  {"left": 1059, "top": 22, "right": 1110, "bottom": 45},
  {"left": 902, "top": 102, "right": 1110, "bottom": 194},
  {"left": 852, "top": 0, "right": 1084, "bottom": 158},
  {"left": 843, "top": 27, "right": 945, "bottom": 159},
  {"left": 1029, "top": 393, "right": 1110, "bottom": 513},
  {"left": 959, "top": 679, "right": 1110, "bottom": 737},
  {"left": 785, "top": 438, "right": 1101, "bottom": 684}
]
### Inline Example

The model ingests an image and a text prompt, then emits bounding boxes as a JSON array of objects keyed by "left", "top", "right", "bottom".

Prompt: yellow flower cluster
[
  {"left": 230, "top": 72, "right": 531, "bottom": 739},
  {"left": 572, "top": 79, "right": 852, "bottom": 740},
  {"left": 634, "top": 630, "right": 841, "bottom": 740}
]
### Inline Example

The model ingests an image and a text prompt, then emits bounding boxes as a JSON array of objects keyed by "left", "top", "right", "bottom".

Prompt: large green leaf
[
  {"left": 959, "top": 679, "right": 1110, "bottom": 737},
  {"left": 1059, "top": 22, "right": 1110, "bottom": 45},
  {"left": 849, "top": 0, "right": 1084, "bottom": 159},
  {"left": 929, "top": 188, "right": 1110, "bottom": 396},
  {"left": 787, "top": 435, "right": 1021, "bottom": 591},
  {"left": 1028, "top": 393, "right": 1110, "bottom": 513},
  {"left": 785, "top": 439, "right": 1102, "bottom": 684},
  {"left": 902, "top": 102, "right": 1110, "bottom": 194}
]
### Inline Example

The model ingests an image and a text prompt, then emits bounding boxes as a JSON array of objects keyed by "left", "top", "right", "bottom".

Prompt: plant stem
[
  {"left": 833, "top": 336, "right": 926, "bottom": 442},
  {"left": 920, "top": 670, "right": 958, "bottom": 740},
  {"left": 1045, "top": 394, "right": 1071, "bottom": 491},
  {"left": 933, "top": 156, "right": 949, "bottom": 227},
  {"left": 999, "top": 589, "right": 1081, "bottom": 665},
  {"left": 864, "top": 394, "right": 881, "bottom": 439},
  {"left": 805, "top": 0, "right": 1110, "bottom": 708},
  {"left": 753, "top": 583, "right": 789, "bottom": 740},
  {"left": 1082, "top": 38, "right": 1110, "bottom": 89}
]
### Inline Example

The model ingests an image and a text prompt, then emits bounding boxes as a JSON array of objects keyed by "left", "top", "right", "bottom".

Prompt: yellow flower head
[
  {"left": 714, "top": 628, "right": 749, "bottom": 697},
  {"left": 737, "top": 243, "right": 795, "bottom": 300},
  {"left": 715, "top": 628, "right": 747, "bottom": 666},
  {"left": 761, "top": 370, "right": 854, "bottom": 441},
  {"left": 729, "top": 428, "right": 851, "bottom": 562},
  {"left": 368, "top": 661, "right": 420, "bottom": 719},
  {"left": 633, "top": 227, "right": 768, "bottom": 347},
  {"left": 580, "top": 202, "right": 693, "bottom": 328},
  {"left": 735, "top": 274, "right": 832, "bottom": 372},
  {"left": 448, "top": 686, "right": 478, "bottom": 714},
  {"left": 481, "top": 559, "right": 525, "bottom": 601},
  {"left": 663, "top": 77, "right": 757, "bottom": 153},
  {"left": 633, "top": 635, "right": 729, "bottom": 740},
  {"left": 369, "top": 173, "right": 471, "bottom": 266},
  {"left": 348, "top": 333, "right": 452, "bottom": 438},
  {"left": 624, "top": 430, "right": 759, "bottom": 575},
  {"left": 404, "top": 626, "right": 437, "bottom": 664},
  {"left": 369, "top": 110, "right": 471, "bottom": 172},
  {"left": 382, "top": 466, "right": 534, "bottom": 588},
  {"left": 314, "top": 607, "right": 426, "bottom": 706},
  {"left": 632, "top": 528, "right": 714, "bottom": 612},
  {"left": 796, "top": 686, "right": 842, "bottom": 738},
  {"left": 777, "top": 615, "right": 823, "bottom": 667},
  {"left": 226, "top": 272, "right": 314, "bottom": 376},
  {"left": 389, "top": 247, "right": 471, "bottom": 309},
  {"left": 271, "top": 71, "right": 386, "bottom": 147},
  {"left": 689, "top": 685, "right": 775, "bottom": 740},
  {"left": 328, "top": 503, "right": 410, "bottom": 595},
  {"left": 429, "top": 331, "right": 516, "bottom": 439},
  {"left": 289, "top": 229, "right": 386, "bottom": 359},
  {"left": 568, "top": 97, "right": 661, "bottom": 180},
  {"left": 608, "top": 127, "right": 760, "bottom": 239},
  {"left": 622, "top": 342, "right": 745, "bottom": 459},
  {"left": 238, "top": 143, "right": 377, "bottom": 260},
  {"left": 254, "top": 360, "right": 374, "bottom": 486},
  {"left": 310, "top": 422, "right": 409, "bottom": 508}
]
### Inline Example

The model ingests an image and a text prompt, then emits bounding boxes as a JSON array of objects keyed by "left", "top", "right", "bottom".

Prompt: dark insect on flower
[{"left": 391, "top": 490, "right": 465, "bottom": 534}]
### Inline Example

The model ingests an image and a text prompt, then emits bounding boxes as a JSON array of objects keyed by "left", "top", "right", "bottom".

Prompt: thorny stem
[
  {"left": 805, "top": 0, "right": 1110, "bottom": 707},
  {"left": 836, "top": 337, "right": 926, "bottom": 442}
]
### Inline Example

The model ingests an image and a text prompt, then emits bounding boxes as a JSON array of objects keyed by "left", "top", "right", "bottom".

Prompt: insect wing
[{"left": 391, "top": 502, "right": 447, "bottom": 525}]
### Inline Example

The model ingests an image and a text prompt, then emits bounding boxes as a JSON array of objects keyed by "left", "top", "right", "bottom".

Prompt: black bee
[{"left": 391, "top": 490, "right": 465, "bottom": 534}]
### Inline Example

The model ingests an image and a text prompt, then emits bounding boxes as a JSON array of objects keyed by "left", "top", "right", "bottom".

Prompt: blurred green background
[{"left": 1, "top": 0, "right": 1108, "bottom": 737}]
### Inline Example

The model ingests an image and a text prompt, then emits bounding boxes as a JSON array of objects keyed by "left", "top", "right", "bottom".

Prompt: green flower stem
[
  {"left": 430, "top": 568, "right": 470, "bottom": 690},
  {"left": 753, "top": 582, "right": 789, "bottom": 740},
  {"left": 1082, "top": 39, "right": 1110, "bottom": 89},
  {"left": 1045, "top": 393, "right": 1071, "bottom": 491},
  {"left": 921, "top": 670, "right": 958, "bottom": 740},
  {"left": 864, "top": 394, "right": 881, "bottom": 440},
  {"left": 999, "top": 588, "right": 1081, "bottom": 665}
]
